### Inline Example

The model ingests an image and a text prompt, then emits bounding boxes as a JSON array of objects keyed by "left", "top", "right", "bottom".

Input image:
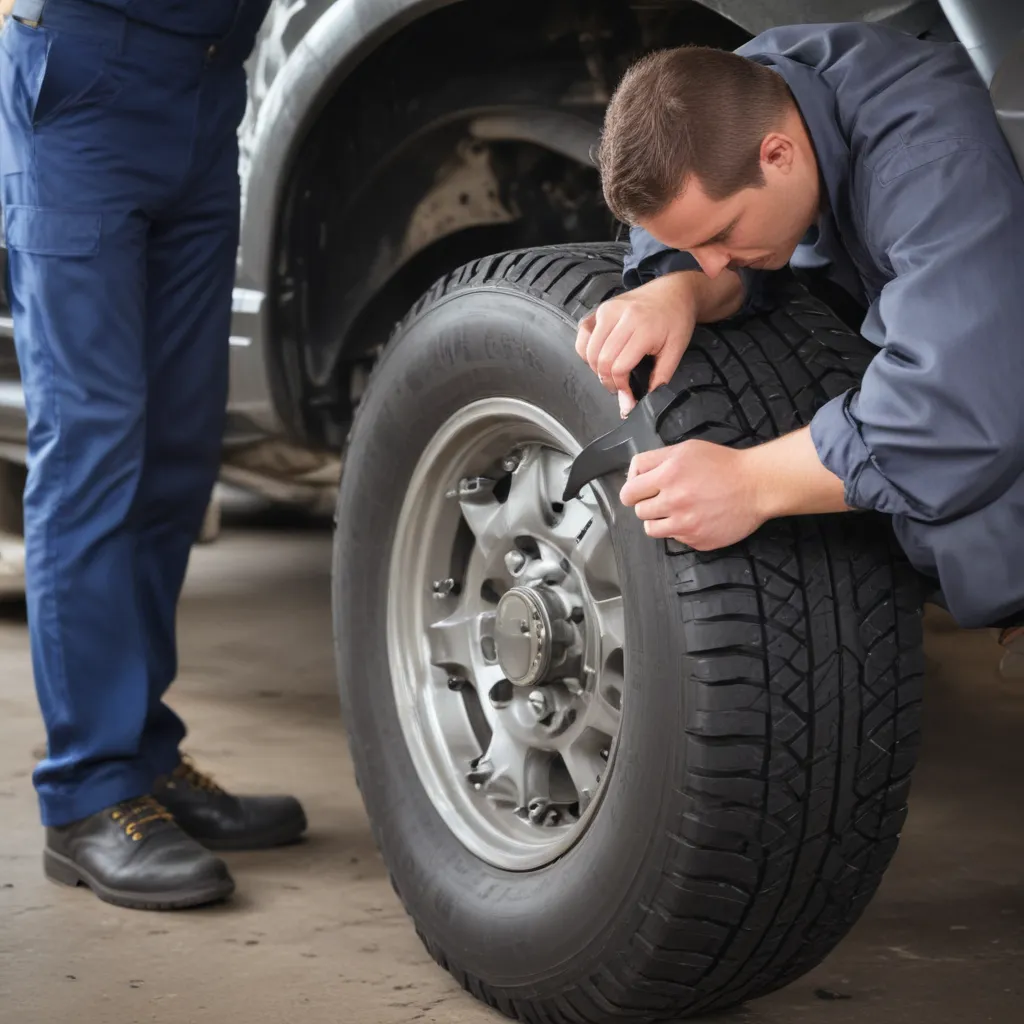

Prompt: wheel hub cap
[{"left": 495, "top": 586, "right": 555, "bottom": 686}]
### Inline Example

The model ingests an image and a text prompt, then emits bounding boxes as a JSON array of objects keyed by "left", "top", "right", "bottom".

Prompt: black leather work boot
[
  {"left": 153, "top": 756, "right": 307, "bottom": 851},
  {"left": 44, "top": 795, "right": 235, "bottom": 911}
]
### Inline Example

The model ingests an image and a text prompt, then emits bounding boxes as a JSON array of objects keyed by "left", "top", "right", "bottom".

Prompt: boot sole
[{"left": 43, "top": 849, "right": 235, "bottom": 911}]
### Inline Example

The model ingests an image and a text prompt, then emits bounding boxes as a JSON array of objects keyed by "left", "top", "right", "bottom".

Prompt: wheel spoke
[
  {"left": 476, "top": 727, "right": 552, "bottom": 812},
  {"left": 505, "top": 446, "right": 559, "bottom": 539},
  {"left": 427, "top": 608, "right": 495, "bottom": 682},
  {"left": 473, "top": 663, "right": 509, "bottom": 731},
  {"left": 569, "top": 510, "right": 618, "bottom": 590},
  {"left": 586, "top": 687, "right": 621, "bottom": 739},
  {"left": 427, "top": 689, "right": 489, "bottom": 768},
  {"left": 459, "top": 494, "right": 513, "bottom": 564},
  {"left": 550, "top": 494, "right": 595, "bottom": 548},
  {"left": 593, "top": 595, "right": 626, "bottom": 661},
  {"left": 561, "top": 739, "right": 605, "bottom": 813}
]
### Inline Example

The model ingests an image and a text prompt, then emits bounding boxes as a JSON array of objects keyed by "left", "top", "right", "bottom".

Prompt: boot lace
[
  {"left": 110, "top": 796, "right": 174, "bottom": 842},
  {"left": 167, "top": 754, "right": 225, "bottom": 795}
]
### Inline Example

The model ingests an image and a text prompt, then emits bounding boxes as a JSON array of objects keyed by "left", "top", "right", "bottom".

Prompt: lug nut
[
  {"left": 527, "top": 689, "right": 552, "bottom": 720},
  {"left": 431, "top": 578, "right": 460, "bottom": 598},
  {"left": 569, "top": 606, "right": 585, "bottom": 624},
  {"left": 502, "top": 451, "right": 522, "bottom": 473},
  {"left": 447, "top": 676, "right": 467, "bottom": 691},
  {"left": 505, "top": 549, "right": 527, "bottom": 575},
  {"left": 527, "top": 798, "right": 549, "bottom": 824}
]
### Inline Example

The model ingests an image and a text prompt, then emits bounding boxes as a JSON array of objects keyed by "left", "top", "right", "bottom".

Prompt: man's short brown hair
[{"left": 596, "top": 46, "right": 793, "bottom": 224}]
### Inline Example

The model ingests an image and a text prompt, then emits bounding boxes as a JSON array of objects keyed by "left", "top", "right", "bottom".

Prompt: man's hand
[
  {"left": 619, "top": 426, "right": 850, "bottom": 550},
  {"left": 576, "top": 268, "right": 745, "bottom": 415},
  {"left": 0, "top": 0, "right": 14, "bottom": 23},
  {"left": 576, "top": 272, "right": 700, "bottom": 417},
  {"left": 620, "top": 441, "right": 767, "bottom": 549}
]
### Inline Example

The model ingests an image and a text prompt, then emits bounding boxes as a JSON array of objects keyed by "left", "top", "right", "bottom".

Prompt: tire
[{"left": 332, "top": 243, "right": 925, "bottom": 1022}]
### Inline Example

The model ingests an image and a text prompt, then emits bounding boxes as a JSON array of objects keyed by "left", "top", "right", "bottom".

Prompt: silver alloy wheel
[{"left": 387, "top": 398, "right": 626, "bottom": 871}]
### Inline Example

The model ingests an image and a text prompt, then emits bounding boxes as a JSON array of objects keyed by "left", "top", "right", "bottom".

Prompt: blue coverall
[
  {"left": 0, "top": 0, "right": 270, "bottom": 826},
  {"left": 625, "top": 23, "right": 1024, "bottom": 630}
]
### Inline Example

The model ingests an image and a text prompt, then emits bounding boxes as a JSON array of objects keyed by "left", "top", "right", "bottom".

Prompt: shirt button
[{"left": 206, "top": 44, "right": 217, "bottom": 59}]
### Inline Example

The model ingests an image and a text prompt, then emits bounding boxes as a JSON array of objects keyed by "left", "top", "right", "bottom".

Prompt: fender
[
  {"left": 236, "top": 0, "right": 461, "bottom": 295},
  {"left": 938, "top": 0, "right": 1023, "bottom": 84},
  {"left": 938, "top": 1, "right": 1024, "bottom": 174},
  {"left": 230, "top": 0, "right": 461, "bottom": 436}
]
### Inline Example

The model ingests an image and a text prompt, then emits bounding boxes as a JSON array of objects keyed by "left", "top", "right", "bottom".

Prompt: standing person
[{"left": 0, "top": 0, "right": 307, "bottom": 911}]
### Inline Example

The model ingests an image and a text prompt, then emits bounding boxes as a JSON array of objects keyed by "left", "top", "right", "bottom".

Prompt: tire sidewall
[{"left": 333, "top": 286, "right": 690, "bottom": 994}]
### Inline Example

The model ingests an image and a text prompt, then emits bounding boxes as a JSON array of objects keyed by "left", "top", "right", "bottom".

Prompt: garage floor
[{"left": 1, "top": 513, "right": 1022, "bottom": 1024}]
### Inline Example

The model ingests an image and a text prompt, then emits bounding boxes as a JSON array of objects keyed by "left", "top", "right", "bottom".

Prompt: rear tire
[{"left": 333, "top": 243, "right": 925, "bottom": 1022}]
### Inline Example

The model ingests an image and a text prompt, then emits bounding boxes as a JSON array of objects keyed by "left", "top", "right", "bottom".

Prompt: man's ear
[{"left": 760, "top": 132, "right": 795, "bottom": 175}]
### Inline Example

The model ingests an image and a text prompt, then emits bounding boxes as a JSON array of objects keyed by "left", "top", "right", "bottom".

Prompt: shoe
[
  {"left": 153, "top": 756, "right": 307, "bottom": 851},
  {"left": 44, "top": 795, "right": 235, "bottom": 911}
]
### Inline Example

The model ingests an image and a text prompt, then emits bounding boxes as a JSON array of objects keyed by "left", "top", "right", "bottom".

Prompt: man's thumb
[{"left": 618, "top": 390, "right": 635, "bottom": 418}]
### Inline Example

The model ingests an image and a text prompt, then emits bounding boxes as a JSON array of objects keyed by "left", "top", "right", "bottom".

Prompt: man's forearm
[
  {"left": 689, "top": 269, "right": 745, "bottom": 323},
  {"left": 743, "top": 425, "right": 851, "bottom": 520}
]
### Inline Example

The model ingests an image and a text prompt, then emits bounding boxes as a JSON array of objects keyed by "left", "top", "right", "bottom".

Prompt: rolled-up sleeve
[
  {"left": 810, "top": 146, "right": 1024, "bottom": 521},
  {"left": 622, "top": 225, "right": 700, "bottom": 288},
  {"left": 622, "top": 225, "right": 781, "bottom": 315}
]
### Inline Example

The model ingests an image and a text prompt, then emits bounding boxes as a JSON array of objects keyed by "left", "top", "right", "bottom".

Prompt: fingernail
[{"left": 618, "top": 391, "right": 631, "bottom": 418}]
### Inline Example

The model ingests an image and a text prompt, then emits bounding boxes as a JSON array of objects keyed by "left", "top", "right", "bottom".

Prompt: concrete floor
[{"left": 0, "top": 513, "right": 1022, "bottom": 1024}]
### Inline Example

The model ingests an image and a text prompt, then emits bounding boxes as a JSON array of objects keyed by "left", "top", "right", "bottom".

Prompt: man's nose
[{"left": 691, "top": 249, "right": 730, "bottom": 279}]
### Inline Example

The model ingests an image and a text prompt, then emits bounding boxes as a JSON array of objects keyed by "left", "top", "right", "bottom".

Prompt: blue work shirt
[{"left": 624, "top": 22, "right": 1024, "bottom": 628}]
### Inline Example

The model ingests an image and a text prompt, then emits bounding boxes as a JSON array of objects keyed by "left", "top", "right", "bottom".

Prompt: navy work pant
[{"left": 0, "top": 3, "right": 247, "bottom": 826}]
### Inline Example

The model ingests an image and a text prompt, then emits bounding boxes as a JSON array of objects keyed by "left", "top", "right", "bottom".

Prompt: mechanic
[
  {"left": 578, "top": 21, "right": 1024, "bottom": 632},
  {"left": 0, "top": 0, "right": 307, "bottom": 911}
]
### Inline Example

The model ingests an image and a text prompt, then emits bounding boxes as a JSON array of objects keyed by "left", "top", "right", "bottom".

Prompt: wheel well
[{"left": 271, "top": 0, "right": 749, "bottom": 447}]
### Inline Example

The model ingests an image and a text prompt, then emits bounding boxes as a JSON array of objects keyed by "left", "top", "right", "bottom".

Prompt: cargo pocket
[{"left": 4, "top": 205, "right": 101, "bottom": 258}]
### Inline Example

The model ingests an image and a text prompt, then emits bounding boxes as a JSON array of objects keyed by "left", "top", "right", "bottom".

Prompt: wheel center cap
[{"left": 494, "top": 586, "right": 554, "bottom": 687}]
